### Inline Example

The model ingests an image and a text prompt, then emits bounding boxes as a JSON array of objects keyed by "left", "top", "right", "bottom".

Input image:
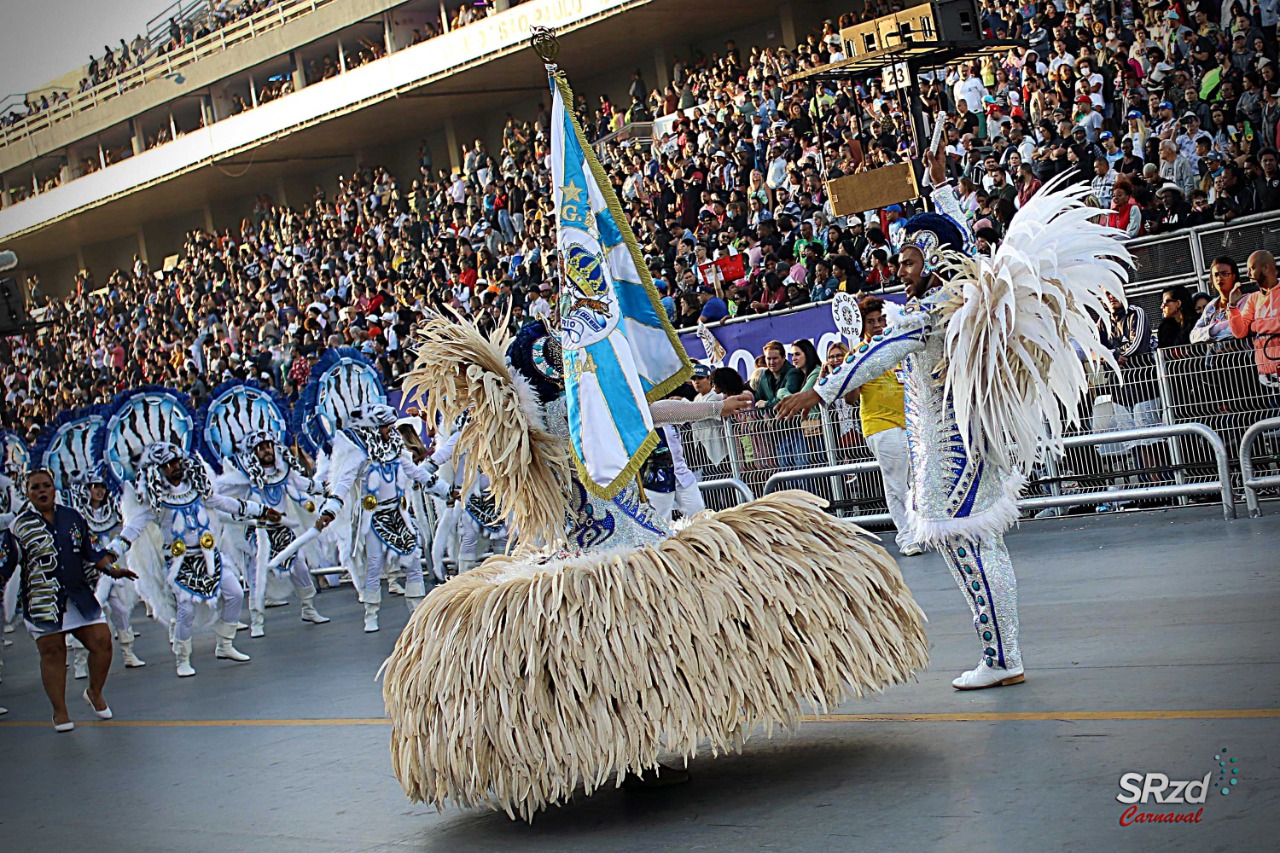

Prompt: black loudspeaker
[{"left": 0, "top": 277, "right": 31, "bottom": 336}]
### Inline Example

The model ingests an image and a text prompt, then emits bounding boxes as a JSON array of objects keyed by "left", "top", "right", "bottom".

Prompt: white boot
[
  {"left": 387, "top": 578, "right": 405, "bottom": 596},
  {"left": 72, "top": 645, "right": 89, "bottom": 680},
  {"left": 363, "top": 589, "right": 381, "bottom": 633},
  {"left": 456, "top": 557, "right": 475, "bottom": 576},
  {"left": 117, "top": 629, "right": 146, "bottom": 668},
  {"left": 249, "top": 607, "right": 266, "bottom": 639},
  {"left": 173, "top": 639, "right": 196, "bottom": 677},
  {"left": 213, "top": 620, "right": 251, "bottom": 662},
  {"left": 405, "top": 579, "right": 426, "bottom": 614},
  {"left": 299, "top": 588, "right": 330, "bottom": 624}
]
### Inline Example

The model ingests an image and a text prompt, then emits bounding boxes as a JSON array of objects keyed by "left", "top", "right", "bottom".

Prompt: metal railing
[
  {"left": 1240, "top": 416, "right": 1280, "bottom": 517},
  {"left": 674, "top": 338, "right": 1279, "bottom": 527},
  {"left": 759, "top": 423, "right": 1236, "bottom": 526},
  {"left": 0, "top": 0, "right": 332, "bottom": 148},
  {"left": 696, "top": 477, "right": 755, "bottom": 510}
]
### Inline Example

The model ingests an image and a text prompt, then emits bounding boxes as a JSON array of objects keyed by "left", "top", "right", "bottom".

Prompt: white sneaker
[
  {"left": 952, "top": 661, "right": 1025, "bottom": 690},
  {"left": 387, "top": 579, "right": 405, "bottom": 596}
]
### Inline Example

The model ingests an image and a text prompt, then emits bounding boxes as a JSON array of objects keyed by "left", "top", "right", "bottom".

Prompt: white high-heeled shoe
[{"left": 83, "top": 689, "right": 113, "bottom": 720}]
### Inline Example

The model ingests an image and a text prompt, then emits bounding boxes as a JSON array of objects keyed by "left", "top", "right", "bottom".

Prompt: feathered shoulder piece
[
  {"left": 935, "top": 178, "right": 1131, "bottom": 475},
  {"left": 402, "top": 316, "right": 571, "bottom": 549}
]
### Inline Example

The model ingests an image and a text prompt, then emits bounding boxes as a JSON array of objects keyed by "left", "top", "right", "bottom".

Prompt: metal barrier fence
[
  {"left": 1240, "top": 416, "right": 1280, "bottom": 517},
  {"left": 674, "top": 339, "right": 1280, "bottom": 526}
]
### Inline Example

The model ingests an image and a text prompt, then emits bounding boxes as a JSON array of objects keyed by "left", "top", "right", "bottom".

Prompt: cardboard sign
[{"left": 826, "top": 163, "right": 921, "bottom": 216}]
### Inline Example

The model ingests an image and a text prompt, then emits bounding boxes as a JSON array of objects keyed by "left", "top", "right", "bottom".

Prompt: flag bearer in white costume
[
  {"left": 325, "top": 404, "right": 449, "bottom": 633},
  {"left": 215, "top": 429, "right": 332, "bottom": 637},
  {"left": 778, "top": 142, "right": 1131, "bottom": 689}
]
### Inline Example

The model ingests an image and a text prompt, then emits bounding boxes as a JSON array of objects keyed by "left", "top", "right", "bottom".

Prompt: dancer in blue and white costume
[
  {"left": 216, "top": 429, "right": 332, "bottom": 637},
  {"left": 780, "top": 145, "right": 1131, "bottom": 690},
  {"left": 111, "top": 442, "right": 279, "bottom": 677},
  {"left": 326, "top": 404, "right": 449, "bottom": 633}
]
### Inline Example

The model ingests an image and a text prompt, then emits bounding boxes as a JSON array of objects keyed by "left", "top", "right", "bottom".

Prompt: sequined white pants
[{"left": 938, "top": 534, "right": 1022, "bottom": 671}]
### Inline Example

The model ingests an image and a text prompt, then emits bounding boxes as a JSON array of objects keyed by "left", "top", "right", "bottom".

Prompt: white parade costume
[
  {"left": 811, "top": 180, "right": 1130, "bottom": 689},
  {"left": 326, "top": 404, "right": 449, "bottom": 633},
  {"left": 214, "top": 430, "right": 331, "bottom": 637},
  {"left": 113, "top": 442, "right": 269, "bottom": 677}
]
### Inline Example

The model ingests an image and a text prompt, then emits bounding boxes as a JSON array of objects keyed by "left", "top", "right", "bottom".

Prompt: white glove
[{"left": 105, "top": 537, "right": 130, "bottom": 559}]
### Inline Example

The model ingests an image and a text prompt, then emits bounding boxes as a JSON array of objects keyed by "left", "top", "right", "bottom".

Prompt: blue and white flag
[{"left": 549, "top": 72, "right": 691, "bottom": 498}]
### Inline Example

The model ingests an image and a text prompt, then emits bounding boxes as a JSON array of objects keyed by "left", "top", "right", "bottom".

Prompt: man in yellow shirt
[{"left": 844, "top": 297, "right": 922, "bottom": 556}]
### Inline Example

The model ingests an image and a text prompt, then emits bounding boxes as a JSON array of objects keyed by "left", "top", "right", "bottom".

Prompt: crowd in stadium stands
[
  {"left": 0, "top": 1, "right": 533, "bottom": 131},
  {"left": 4, "top": 1, "right": 1280, "bottom": 441}
]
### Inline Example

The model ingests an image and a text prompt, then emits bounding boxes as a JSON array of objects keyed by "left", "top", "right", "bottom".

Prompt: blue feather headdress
[
  {"left": 900, "top": 211, "right": 969, "bottom": 276},
  {"left": 506, "top": 321, "right": 563, "bottom": 406},
  {"left": 196, "top": 379, "right": 292, "bottom": 473},
  {"left": 292, "top": 347, "right": 386, "bottom": 457},
  {"left": 32, "top": 406, "right": 109, "bottom": 492},
  {"left": 92, "top": 386, "right": 197, "bottom": 493}
]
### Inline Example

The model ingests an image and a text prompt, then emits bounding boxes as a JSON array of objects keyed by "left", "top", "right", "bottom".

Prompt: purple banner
[{"left": 679, "top": 297, "right": 906, "bottom": 378}]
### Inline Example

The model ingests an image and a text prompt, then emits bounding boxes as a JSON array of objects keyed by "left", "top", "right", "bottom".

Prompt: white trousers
[
  {"left": 173, "top": 562, "right": 243, "bottom": 642},
  {"left": 243, "top": 539, "right": 316, "bottom": 612},
  {"left": 866, "top": 427, "right": 915, "bottom": 550},
  {"left": 364, "top": 529, "right": 423, "bottom": 601},
  {"left": 430, "top": 502, "right": 459, "bottom": 579},
  {"left": 649, "top": 482, "right": 706, "bottom": 524}
]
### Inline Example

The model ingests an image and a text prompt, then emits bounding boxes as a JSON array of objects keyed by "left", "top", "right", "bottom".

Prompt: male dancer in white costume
[
  {"left": 324, "top": 404, "right": 448, "bottom": 632},
  {"left": 109, "top": 442, "right": 279, "bottom": 676},
  {"left": 215, "top": 429, "right": 331, "bottom": 637}
]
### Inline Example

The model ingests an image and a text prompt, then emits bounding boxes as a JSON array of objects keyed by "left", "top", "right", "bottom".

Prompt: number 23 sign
[{"left": 881, "top": 61, "right": 911, "bottom": 92}]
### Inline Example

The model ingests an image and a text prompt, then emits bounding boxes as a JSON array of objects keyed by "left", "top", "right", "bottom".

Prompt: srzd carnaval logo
[{"left": 1116, "top": 747, "right": 1241, "bottom": 826}]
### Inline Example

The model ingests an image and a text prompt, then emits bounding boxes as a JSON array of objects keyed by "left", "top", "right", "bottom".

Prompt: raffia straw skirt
[{"left": 381, "top": 491, "right": 929, "bottom": 821}]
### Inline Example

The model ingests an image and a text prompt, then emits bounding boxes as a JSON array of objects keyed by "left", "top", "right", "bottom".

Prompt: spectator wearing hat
[
  {"left": 1091, "top": 158, "right": 1117, "bottom": 210},
  {"left": 1176, "top": 113, "right": 1205, "bottom": 162},
  {"left": 696, "top": 285, "right": 729, "bottom": 324},
  {"left": 1155, "top": 183, "right": 1192, "bottom": 232}
]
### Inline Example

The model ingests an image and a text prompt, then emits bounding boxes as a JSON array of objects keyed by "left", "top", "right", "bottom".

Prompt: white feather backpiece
[{"left": 936, "top": 180, "right": 1131, "bottom": 475}]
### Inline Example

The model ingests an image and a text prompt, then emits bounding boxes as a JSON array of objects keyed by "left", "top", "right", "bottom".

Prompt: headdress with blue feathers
[
  {"left": 900, "top": 211, "right": 970, "bottom": 277},
  {"left": 292, "top": 347, "right": 387, "bottom": 457},
  {"left": 92, "top": 386, "right": 197, "bottom": 493},
  {"left": 506, "top": 321, "right": 563, "bottom": 405},
  {"left": 32, "top": 406, "right": 109, "bottom": 492},
  {"left": 196, "top": 379, "right": 291, "bottom": 474}
]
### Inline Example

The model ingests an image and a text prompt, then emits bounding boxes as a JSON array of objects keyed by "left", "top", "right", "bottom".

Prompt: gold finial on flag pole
[{"left": 529, "top": 26, "right": 560, "bottom": 69}]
